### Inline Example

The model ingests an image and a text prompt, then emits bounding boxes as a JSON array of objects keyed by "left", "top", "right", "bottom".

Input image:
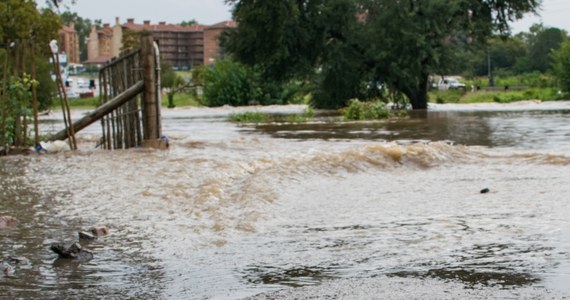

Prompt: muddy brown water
[{"left": 1, "top": 102, "right": 570, "bottom": 299}]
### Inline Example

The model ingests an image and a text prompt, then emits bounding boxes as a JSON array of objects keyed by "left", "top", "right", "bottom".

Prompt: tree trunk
[{"left": 407, "top": 73, "right": 429, "bottom": 110}]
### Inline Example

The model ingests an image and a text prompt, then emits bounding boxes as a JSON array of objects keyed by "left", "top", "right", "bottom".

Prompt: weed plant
[{"left": 228, "top": 111, "right": 270, "bottom": 123}]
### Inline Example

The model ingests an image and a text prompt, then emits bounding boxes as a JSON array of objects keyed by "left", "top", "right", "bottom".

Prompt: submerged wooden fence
[
  {"left": 49, "top": 34, "right": 162, "bottom": 150},
  {"left": 99, "top": 49, "right": 144, "bottom": 149}
]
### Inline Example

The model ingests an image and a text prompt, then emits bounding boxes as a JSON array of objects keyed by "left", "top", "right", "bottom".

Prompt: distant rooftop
[{"left": 114, "top": 18, "right": 236, "bottom": 33}]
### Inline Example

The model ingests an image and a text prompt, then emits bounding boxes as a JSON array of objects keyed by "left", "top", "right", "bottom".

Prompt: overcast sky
[
  {"left": 51, "top": 0, "right": 233, "bottom": 26},
  {"left": 46, "top": 0, "right": 570, "bottom": 33},
  {"left": 510, "top": 0, "right": 570, "bottom": 33}
]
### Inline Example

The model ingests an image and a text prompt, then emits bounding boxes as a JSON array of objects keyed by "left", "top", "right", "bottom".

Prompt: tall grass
[
  {"left": 464, "top": 73, "right": 556, "bottom": 89},
  {"left": 162, "top": 92, "right": 202, "bottom": 108},
  {"left": 52, "top": 97, "right": 100, "bottom": 109},
  {"left": 51, "top": 91, "right": 203, "bottom": 110},
  {"left": 429, "top": 88, "right": 563, "bottom": 104}
]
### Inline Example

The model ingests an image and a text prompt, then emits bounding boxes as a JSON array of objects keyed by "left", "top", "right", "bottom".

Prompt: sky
[
  {"left": 510, "top": 0, "right": 570, "bottom": 33},
  {"left": 40, "top": 0, "right": 570, "bottom": 33},
  {"left": 45, "top": 0, "right": 234, "bottom": 26}
]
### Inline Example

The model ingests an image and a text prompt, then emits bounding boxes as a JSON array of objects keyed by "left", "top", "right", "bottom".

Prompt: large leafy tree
[
  {"left": 523, "top": 24, "right": 566, "bottom": 73},
  {"left": 223, "top": 0, "right": 540, "bottom": 109},
  {"left": 458, "top": 36, "right": 528, "bottom": 77},
  {"left": 223, "top": 0, "right": 333, "bottom": 83}
]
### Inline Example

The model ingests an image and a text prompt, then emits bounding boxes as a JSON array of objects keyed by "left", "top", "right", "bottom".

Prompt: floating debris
[
  {"left": 6, "top": 256, "right": 30, "bottom": 265},
  {"left": 90, "top": 226, "right": 109, "bottom": 237},
  {"left": 1, "top": 262, "right": 14, "bottom": 276},
  {"left": 0, "top": 216, "right": 18, "bottom": 228},
  {"left": 78, "top": 231, "right": 96, "bottom": 240},
  {"left": 50, "top": 242, "right": 93, "bottom": 261}
]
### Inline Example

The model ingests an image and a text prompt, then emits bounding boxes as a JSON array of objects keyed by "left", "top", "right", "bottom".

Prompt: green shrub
[
  {"left": 342, "top": 99, "right": 392, "bottom": 120},
  {"left": 228, "top": 111, "right": 270, "bottom": 123},
  {"left": 202, "top": 60, "right": 261, "bottom": 107}
]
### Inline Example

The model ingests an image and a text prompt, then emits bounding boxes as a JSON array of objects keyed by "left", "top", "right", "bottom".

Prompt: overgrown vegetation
[
  {"left": 229, "top": 103, "right": 406, "bottom": 124},
  {"left": 1, "top": 0, "right": 61, "bottom": 151},
  {"left": 342, "top": 99, "right": 407, "bottom": 120},
  {"left": 342, "top": 99, "right": 390, "bottom": 120}
]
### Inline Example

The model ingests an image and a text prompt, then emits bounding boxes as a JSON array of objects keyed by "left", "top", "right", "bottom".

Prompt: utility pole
[{"left": 487, "top": 50, "right": 494, "bottom": 87}]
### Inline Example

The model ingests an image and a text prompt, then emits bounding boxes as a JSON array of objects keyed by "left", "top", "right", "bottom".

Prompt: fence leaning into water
[{"left": 49, "top": 33, "right": 162, "bottom": 150}]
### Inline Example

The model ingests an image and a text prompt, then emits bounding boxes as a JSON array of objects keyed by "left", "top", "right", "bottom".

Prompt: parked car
[{"left": 437, "top": 77, "right": 466, "bottom": 90}]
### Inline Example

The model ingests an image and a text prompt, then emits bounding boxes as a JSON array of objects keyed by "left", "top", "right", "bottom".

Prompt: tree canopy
[
  {"left": 180, "top": 19, "right": 198, "bottom": 27},
  {"left": 525, "top": 24, "right": 566, "bottom": 73},
  {"left": 223, "top": 0, "right": 541, "bottom": 109},
  {"left": 552, "top": 38, "right": 570, "bottom": 94},
  {"left": 1, "top": 0, "right": 62, "bottom": 149}
]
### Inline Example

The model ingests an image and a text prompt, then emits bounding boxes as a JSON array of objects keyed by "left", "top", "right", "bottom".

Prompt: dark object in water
[
  {"left": 79, "top": 226, "right": 109, "bottom": 240},
  {"left": 78, "top": 231, "right": 96, "bottom": 240},
  {"left": 50, "top": 242, "right": 93, "bottom": 261},
  {"left": 480, "top": 188, "right": 490, "bottom": 194}
]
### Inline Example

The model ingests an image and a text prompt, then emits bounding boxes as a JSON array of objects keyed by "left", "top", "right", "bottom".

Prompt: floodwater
[{"left": 1, "top": 101, "right": 570, "bottom": 299}]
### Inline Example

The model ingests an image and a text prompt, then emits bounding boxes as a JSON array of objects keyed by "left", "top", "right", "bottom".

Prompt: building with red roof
[
  {"left": 204, "top": 21, "right": 237, "bottom": 65},
  {"left": 84, "top": 17, "right": 236, "bottom": 69}
]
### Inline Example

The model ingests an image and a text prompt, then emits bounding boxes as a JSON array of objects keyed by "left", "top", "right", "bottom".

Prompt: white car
[{"left": 438, "top": 78, "right": 466, "bottom": 90}]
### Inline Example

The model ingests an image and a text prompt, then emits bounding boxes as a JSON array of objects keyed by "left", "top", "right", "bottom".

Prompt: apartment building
[
  {"left": 204, "top": 21, "right": 237, "bottom": 65},
  {"left": 58, "top": 24, "right": 80, "bottom": 64},
  {"left": 85, "top": 18, "right": 123, "bottom": 66},
  {"left": 84, "top": 18, "right": 236, "bottom": 69}
]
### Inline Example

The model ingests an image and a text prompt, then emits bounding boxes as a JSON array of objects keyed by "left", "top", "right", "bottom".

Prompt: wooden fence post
[{"left": 140, "top": 33, "right": 160, "bottom": 140}]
